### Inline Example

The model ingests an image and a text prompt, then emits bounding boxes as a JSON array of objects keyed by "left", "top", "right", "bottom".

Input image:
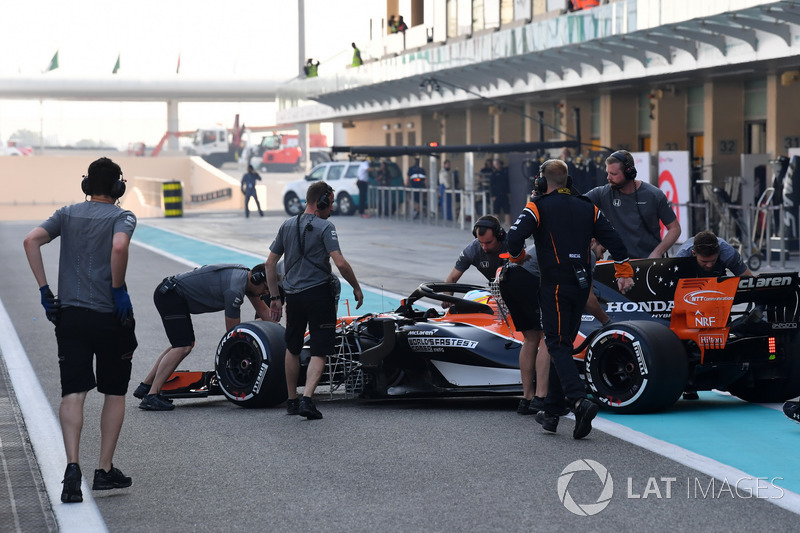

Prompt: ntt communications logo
[{"left": 557, "top": 459, "right": 614, "bottom": 516}]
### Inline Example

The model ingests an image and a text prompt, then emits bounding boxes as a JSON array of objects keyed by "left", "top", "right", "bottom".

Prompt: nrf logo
[{"left": 683, "top": 290, "right": 734, "bottom": 306}]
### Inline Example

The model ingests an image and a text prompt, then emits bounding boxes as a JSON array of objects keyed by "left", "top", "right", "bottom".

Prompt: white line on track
[
  {"left": 592, "top": 417, "right": 800, "bottom": 515},
  {"left": 0, "top": 298, "right": 108, "bottom": 532}
]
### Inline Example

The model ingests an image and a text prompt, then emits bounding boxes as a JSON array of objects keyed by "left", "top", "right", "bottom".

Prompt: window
[
  {"left": 686, "top": 86, "right": 704, "bottom": 133},
  {"left": 744, "top": 79, "right": 767, "bottom": 120},
  {"left": 307, "top": 166, "right": 326, "bottom": 181},
  {"left": 327, "top": 164, "right": 345, "bottom": 181},
  {"left": 345, "top": 164, "right": 360, "bottom": 179}
]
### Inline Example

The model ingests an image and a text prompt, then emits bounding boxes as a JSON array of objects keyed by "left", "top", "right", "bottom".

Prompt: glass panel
[
  {"left": 686, "top": 86, "right": 704, "bottom": 133},
  {"left": 744, "top": 79, "right": 766, "bottom": 120},
  {"left": 327, "top": 165, "right": 345, "bottom": 180}
]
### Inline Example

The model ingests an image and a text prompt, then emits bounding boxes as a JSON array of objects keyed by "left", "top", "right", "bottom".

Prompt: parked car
[{"left": 281, "top": 160, "right": 403, "bottom": 216}]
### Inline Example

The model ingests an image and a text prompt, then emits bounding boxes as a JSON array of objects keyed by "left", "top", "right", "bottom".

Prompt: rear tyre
[
  {"left": 215, "top": 321, "right": 287, "bottom": 408},
  {"left": 337, "top": 192, "right": 355, "bottom": 216},
  {"left": 584, "top": 321, "right": 688, "bottom": 414},
  {"left": 729, "top": 331, "right": 800, "bottom": 403}
]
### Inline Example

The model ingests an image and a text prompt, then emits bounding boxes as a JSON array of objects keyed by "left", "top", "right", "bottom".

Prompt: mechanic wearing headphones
[
  {"left": 444, "top": 216, "right": 550, "bottom": 415},
  {"left": 586, "top": 149, "right": 681, "bottom": 259},
  {"left": 134, "top": 263, "right": 273, "bottom": 411},
  {"left": 508, "top": 159, "right": 634, "bottom": 439},
  {"left": 265, "top": 181, "right": 364, "bottom": 420},
  {"left": 24, "top": 157, "right": 137, "bottom": 503}
]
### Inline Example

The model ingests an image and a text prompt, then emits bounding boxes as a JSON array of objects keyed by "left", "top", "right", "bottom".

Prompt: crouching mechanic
[
  {"left": 266, "top": 181, "right": 364, "bottom": 420},
  {"left": 675, "top": 229, "right": 754, "bottom": 278},
  {"left": 134, "top": 263, "right": 273, "bottom": 410},
  {"left": 508, "top": 159, "right": 634, "bottom": 439}
]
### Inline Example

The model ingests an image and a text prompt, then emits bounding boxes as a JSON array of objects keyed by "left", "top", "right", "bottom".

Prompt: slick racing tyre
[
  {"left": 585, "top": 321, "right": 688, "bottom": 414},
  {"left": 215, "top": 321, "right": 288, "bottom": 408}
]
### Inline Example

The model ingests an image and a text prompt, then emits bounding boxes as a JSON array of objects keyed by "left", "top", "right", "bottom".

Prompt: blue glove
[
  {"left": 111, "top": 286, "right": 133, "bottom": 323},
  {"left": 39, "top": 285, "right": 61, "bottom": 324}
]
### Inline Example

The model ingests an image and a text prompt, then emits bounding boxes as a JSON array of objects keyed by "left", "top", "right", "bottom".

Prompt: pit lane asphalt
[{"left": 1, "top": 212, "right": 799, "bottom": 533}]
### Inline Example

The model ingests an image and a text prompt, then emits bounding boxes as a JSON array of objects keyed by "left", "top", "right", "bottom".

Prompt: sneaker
[
  {"left": 573, "top": 398, "right": 600, "bottom": 440},
  {"left": 139, "top": 394, "right": 175, "bottom": 411},
  {"left": 517, "top": 398, "right": 533, "bottom": 415},
  {"left": 784, "top": 401, "right": 800, "bottom": 424},
  {"left": 286, "top": 398, "right": 300, "bottom": 415},
  {"left": 133, "top": 382, "right": 150, "bottom": 399},
  {"left": 534, "top": 411, "right": 559, "bottom": 433},
  {"left": 682, "top": 391, "right": 699, "bottom": 400},
  {"left": 61, "top": 463, "right": 83, "bottom": 503},
  {"left": 530, "top": 396, "right": 546, "bottom": 414},
  {"left": 93, "top": 465, "right": 132, "bottom": 490},
  {"left": 299, "top": 396, "right": 323, "bottom": 420}
]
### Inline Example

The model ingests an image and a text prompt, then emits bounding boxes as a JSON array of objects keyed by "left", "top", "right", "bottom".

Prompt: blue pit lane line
[
  {"left": 603, "top": 392, "right": 800, "bottom": 495},
  {"left": 133, "top": 224, "right": 799, "bottom": 502},
  {"left": 133, "top": 225, "right": 404, "bottom": 318}
]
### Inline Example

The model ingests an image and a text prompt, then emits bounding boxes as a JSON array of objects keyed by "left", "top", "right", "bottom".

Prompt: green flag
[
  {"left": 113, "top": 54, "right": 120, "bottom": 74},
  {"left": 47, "top": 51, "right": 59, "bottom": 72}
]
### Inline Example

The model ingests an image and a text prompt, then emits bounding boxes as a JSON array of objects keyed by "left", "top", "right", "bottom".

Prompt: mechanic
[
  {"left": 265, "top": 181, "right": 364, "bottom": 420},
  {"left": 784, "top": 399, "right": 800, "bottom": 424},
  {"left": 23, "top": 157, "right": 137, "bottom": 503},
  {"left": 675, "top": 230, "right": 754, "bottom": 278},
  {"left": 507, "top": 159, "right": 634, "bottom": 439},
  {"left": 134, "top": 263, "right": 273, "bottom": 411},
  {"left": 445, "top": 215, "right": 609, "bottom": 416},
  {"left": 586, "top": 149, "right": 681, "bottom": 259}
]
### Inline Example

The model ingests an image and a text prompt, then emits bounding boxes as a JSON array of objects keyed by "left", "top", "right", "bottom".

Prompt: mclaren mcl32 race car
[{"left": 160, "top": 257, "right": 800, "bottom": 414}]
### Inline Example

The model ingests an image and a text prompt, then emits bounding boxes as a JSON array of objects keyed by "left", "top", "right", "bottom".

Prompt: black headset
[
  {"left": 81, "top": 172, "right": 126, "bottom": 199},
  {"left": 610, "top": 150, "right": 637, "bottom": 181},
  {"left": 250, "top": 265, "right": 267, "bottom": 285},
  {"left": 533, "top": 160, "right": 552, "bottom": 195},
  {"left": 316, "top": 184, "right": 333, "bottom": 210},
  {"left": 472, "top": 216, "right": 506, "bottom": 241}
]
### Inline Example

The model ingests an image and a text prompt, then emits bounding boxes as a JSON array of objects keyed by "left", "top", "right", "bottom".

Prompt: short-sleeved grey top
[{"left": 41, "top": 201, "right": 137, "bottom": 312}]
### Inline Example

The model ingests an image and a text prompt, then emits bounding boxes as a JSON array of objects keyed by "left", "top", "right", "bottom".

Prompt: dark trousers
[
  {"left": 539, "top": 280, "right": 590, "bottom": 410},
  {"left": 244, "top": 191, "right": 262, "bottom": 217},
  {"left": 357, "top": 181, "right": 369, "bottom": 215}
]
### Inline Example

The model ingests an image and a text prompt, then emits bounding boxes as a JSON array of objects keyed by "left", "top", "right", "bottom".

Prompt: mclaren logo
[{"left": 682, "top": 290, "right": 734, "bottom": 306}]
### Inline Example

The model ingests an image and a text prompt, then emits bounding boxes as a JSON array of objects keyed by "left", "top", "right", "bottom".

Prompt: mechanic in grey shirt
[
  {"left": 135, "top": 263, "right": 272, "bottom": 411},
  {"left": 586, "top": 150, "right": 681, "bottom": 259},
  {"left": 266, "top": 180, "right": 364, "bottom": 419},
  {"left": 23, "top": 156, "right": 137, "bottom": 502},
  {"left": 675, "top": 230, "right": 753, "bottom": 277}
]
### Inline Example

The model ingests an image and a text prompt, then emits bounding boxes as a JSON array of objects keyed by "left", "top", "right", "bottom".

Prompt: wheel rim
[
  {"left": 338, "top": 194, "right": 352, "bottom": 215},
  {"left": 285, "top": 194, "right": 301, "bottom": 215},
  {"left": 592, "top": 344, "right": 644, "bottom": 402},
  {"left": 219, "top": 340, "right": 264, "bottom": 389}
]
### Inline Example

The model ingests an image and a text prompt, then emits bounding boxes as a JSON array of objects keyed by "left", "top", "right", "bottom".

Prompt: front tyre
[
  {"left": 215, "top": 321, "right": 287, "bottom": 408},
  {"left": 584, "top": 321, "right": 688, "bottom": 414}
]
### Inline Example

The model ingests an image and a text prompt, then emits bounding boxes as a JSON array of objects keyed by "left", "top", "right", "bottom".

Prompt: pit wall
[{"left": 0, "top": 154, "right": 245, "bottom": 221}]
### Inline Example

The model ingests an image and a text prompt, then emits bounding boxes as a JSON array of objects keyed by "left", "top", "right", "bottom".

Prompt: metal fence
[{"left": 366, "top": 185, "right": 796, "bottom": 271}]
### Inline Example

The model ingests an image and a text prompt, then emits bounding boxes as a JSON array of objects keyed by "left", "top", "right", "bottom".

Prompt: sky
[{"left": 0, "top": 0, "right": 382, "bottom": 149}]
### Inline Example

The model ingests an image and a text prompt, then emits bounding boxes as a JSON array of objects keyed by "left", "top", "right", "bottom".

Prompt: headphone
[
  {"left": 533, "top": 160, "right": 573, "bottom": 195},
  {"left": 316, "top": 184, "right": 333, "bottom": 210},
  {"left": 472, "top": 216, "right": 506, "bottom": 241},
  {"left": 250, "top": 265, "right": 267, "bottom": 285},
  {"left": 81, "top": 171, "right": 126, "bottom": 199},
  {"left": 610, "top": 150, "right": 637, "bottom": 181}
]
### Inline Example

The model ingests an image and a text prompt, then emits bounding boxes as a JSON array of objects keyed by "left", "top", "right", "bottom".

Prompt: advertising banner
[{"left": 658, "top": 151, "right": 690, "bottom": 245}]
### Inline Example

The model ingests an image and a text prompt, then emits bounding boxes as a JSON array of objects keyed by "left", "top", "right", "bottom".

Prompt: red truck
[{"left": 249, "top": 131, "right": 330, "bottom": 172}]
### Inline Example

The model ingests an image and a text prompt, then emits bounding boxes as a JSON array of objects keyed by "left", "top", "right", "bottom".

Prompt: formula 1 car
[{"left": 160, "top": 256, "right": 800, "bottom": 414}]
